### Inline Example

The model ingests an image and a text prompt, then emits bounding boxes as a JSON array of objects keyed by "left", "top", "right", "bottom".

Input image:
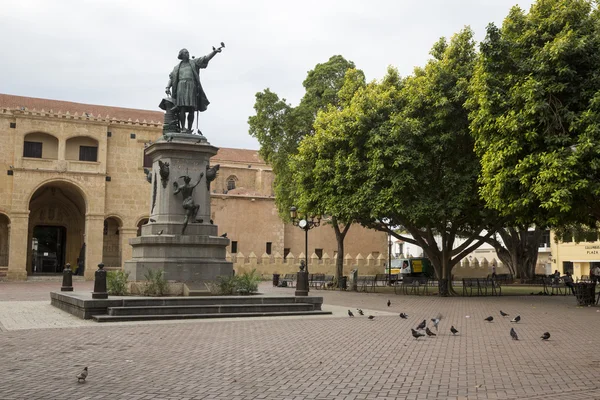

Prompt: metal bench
[
  {"left": 547, "top": 277, "right": 569, "bottom": 296},
  {"left": 397, "top": 276, "right": 429, "bottom": 295},
  {"left": 374, "top": 273, "right": 399, "bottom": 287},
  {"left": 462, "top": 278, "right": 501, "bottom": 296},
  {"left": 280, "top": 273, "right": 296, "bottom": 288},
  {"left": 310, "top": 273, "right": 326, "bottom": 289},
  {"left": 356, "top": 275, "right": 376, "bottom": 292}
]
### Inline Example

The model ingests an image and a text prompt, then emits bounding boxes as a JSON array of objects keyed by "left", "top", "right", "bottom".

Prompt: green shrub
[
  {"left": 213, "top": 270, "right": 261, "bottom": 295},
  {"left": 215, "top": 274, "right": 237, "bottom": 295},
  {"left": 142, "top": 269, "right": 168, "bottom": 296},
  {"left": 107, "top": 270, "right": 130, "bottom": 296},
  {"left": 235, "top": 269, "right": 261, "bottom": 295}
]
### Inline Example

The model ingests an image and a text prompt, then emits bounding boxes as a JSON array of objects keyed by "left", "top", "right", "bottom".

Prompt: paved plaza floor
[{"left": 0, "top": 281, "right": 599, "bottom": 399}]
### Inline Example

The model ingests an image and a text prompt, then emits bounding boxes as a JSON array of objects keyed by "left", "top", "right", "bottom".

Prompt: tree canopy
[
  {"left": 470, "top": 0, "right": 600, "bottom": 226},
  {"left": 248, "top": 56, "right": 364, "bottom": 283},
  {"left": 248, "top": 55, "right": 359, "bottom": 218}
]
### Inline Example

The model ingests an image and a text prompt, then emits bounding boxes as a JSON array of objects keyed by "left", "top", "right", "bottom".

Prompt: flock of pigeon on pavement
[
  {"left": 75, "top": 298, "right": 553, "bottom": 383},
  {"left": 347, "top": 299, "right": 551, "bottom": 342}
]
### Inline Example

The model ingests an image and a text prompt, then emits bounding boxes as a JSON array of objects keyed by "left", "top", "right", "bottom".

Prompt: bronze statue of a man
[
  {"left": 165, "top": 47, "right": 221, "bottom": 133},
  {"left": 173, "top": 172, "right": 204, "bottom": 234}
]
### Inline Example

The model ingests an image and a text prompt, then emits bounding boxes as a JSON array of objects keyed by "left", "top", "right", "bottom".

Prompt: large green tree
[
  {"left": 307, "top": 29, "right": 499, "bottom": 295},
  {"left": 291, "top": 68, "right": 375, "bottom": 282},
  {"left": 248, "top": 56, "right": 364, "bottom": 281},
  {"left": 470, "top": 0, "right": 600, "bottom": 226}
]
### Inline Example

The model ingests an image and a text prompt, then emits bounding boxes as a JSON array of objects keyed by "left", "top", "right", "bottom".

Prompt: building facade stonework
[{"left": 0, "top": 94, "right": 388, "bottom": 280}]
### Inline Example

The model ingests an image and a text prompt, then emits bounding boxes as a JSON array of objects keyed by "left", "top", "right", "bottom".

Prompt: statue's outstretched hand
[{"left": 165, "top": 87, "right": 171, "bottom": 97}]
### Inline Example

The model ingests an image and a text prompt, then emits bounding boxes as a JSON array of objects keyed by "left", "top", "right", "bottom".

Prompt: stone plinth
[{"left": 124, "top": 134, "right": 233, "bottom": 284}]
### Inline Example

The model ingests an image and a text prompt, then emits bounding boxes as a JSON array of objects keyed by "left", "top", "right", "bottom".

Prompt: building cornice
[{"left": 1, "top": 108, "right": 162, "bottom": 129}]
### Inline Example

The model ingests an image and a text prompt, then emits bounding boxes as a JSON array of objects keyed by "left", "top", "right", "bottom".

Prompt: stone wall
[{"left": 230, "top": 251, "right": 387, "bottom": 277}]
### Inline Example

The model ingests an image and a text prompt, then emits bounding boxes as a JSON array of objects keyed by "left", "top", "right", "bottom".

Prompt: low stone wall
[
  {"left": 230, "top": 251, "right": 385, "bottom": 277},
  {"left": 231, "top": 253, "right": 548, "bottom": 280}
]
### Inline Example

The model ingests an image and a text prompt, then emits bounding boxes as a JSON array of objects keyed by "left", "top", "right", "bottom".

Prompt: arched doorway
[
  {"left": 102, "top": 217, "right": 122, "bottom": 270},
  {"left": 27, "top": 182, "right": 86, "bottom": 275}
]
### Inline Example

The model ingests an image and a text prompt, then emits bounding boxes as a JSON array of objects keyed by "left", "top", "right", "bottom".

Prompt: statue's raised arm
[{"left": 165, "top": 42, "right": 225, "bottom": 135}]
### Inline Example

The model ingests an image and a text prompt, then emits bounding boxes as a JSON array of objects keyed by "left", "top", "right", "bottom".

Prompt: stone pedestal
[{"left": 124, "top": 134, "right": 233, "bottom": 285}]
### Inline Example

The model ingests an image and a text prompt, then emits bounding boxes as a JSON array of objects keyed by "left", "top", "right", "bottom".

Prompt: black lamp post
[
  {"left": 388, "top": 231, "right": 392, "bottom": 285},
  {"left": 290, "top": 206, "right": 322, "bottom": 275}
]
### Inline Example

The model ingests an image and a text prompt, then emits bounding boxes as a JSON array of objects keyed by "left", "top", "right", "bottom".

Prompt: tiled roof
[
  {"left": 212, "top": 147, "right": 264, "bottom": 164},
  {"left": 0, "top": 93, "right": 164, "bottom": 123}
]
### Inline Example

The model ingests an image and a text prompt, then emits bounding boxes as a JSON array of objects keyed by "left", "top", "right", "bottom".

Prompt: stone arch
[
  {"left": 65, "top": 136, "right": 99, "bottom": 161},
  {"left": 23, "top": 132, "right": 59, "bottom": 159},
  {"left": 27, "top": 177, "right": 88, "bottom": 214},
  {"left": 102, "top": 216, "right": 122, "bottom": 269},
  {"left": 0, "top": 213, "right": 10, "bottom": 267},
  {"left": 27, "top": 181, "right": 86, "bottom": 274},
  {"left": 136, "top": 216, "right": 149, "bottom": 237},
  {"left": 226, "top": 175, "right": 238, "bottom": 191}
]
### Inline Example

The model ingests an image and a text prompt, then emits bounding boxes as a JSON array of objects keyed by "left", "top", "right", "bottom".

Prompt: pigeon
[
  {"left": 399, "top": 313, "right": 408, "bottom": 319},
  {"left": 357, "top": 309, "right": 364, "bottom": 316},
  {"left": 157, "top": 230, "right": 163, "bottom": 236},
  {"left": 368, "top": 315, "right": 375, "bottom": 320},
  {"left": 416, "top": 320, "right": 426, "bottom": 330},
  {"left": 348, "top": 310, "right": 354, "bottom": 317},
  {"left": 77, "top": 367, "right": 88, "bottom": 383},
  {"left": 411, "top": 329, "right": 425, "bottom": 339},
  {"left": 425, "top": 327, "right": 437, "bottom": 337},
  {"left": 500, "top": 310, "right": 509, "bottom": 317},
  {"left": 541, "top": 332, "right": 551, "bottom": 340},
  {"left": 511, "top": 315, "right": 521, "bottom": 323},
  {"left": 450, "top": 326, "right": 459, "bottom": 335},
  {"left": 484, "top": 316, "right": 494, "bottom": 322},
  {"left": 510, "top": 327, "right": 519, "bottom": 340},
  {"left": 387, "top": 300, "right": 391, "bottom": 307},
  {"left": 220, "top": 233, "right": 228, "bottom": 238},
  {"left": 149, "top": 218, "right": 156, "bottom": 223},
  {"left": 431, "top": 314, "right": 443, "bottom": 331}
]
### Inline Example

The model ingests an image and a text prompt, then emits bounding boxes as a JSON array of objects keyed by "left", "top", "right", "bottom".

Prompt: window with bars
[
  {"left": 79, "top": 146, "right": 98, "bottom": 162},
  {"left": 23, "top": 141, "right": 42, "bottom": 158},
  {"left": 227, "top": 178, "right": 236, "bottom": 191}
]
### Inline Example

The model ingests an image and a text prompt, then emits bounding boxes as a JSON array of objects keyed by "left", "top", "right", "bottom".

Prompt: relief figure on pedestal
[{"left": 173, "top": 171, "right": 204, "bottom": 234}]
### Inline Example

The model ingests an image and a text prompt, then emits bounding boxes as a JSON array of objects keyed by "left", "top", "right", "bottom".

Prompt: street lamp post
[
  {"left": 290, "top": 206, "right": 321, "bottom": 294},
  {"left": 388, "top": 232, "right": 392, "bottom": 286}
]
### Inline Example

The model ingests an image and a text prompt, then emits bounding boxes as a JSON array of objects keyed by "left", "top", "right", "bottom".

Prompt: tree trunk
[
  {"left": 332, "top": 218, "right": 351, "bottom": 288},
  {"left": 493, "top": 227, "right": 543, "bottom": 281}
]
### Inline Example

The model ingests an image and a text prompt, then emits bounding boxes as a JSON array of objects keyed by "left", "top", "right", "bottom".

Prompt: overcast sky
[{"left": 0, "top": 0, "right": 535, "bottom": 150}]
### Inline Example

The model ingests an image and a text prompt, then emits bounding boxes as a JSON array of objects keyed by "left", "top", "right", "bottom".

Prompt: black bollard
[
  {"left": 294, "top": 260, "right": 309, "bottom": 297},
  {"left": 92, "top": 263, "right": 108, "bottom": 299},
  {"left": 61, "top": 263, "right": 73, "bottom": 292}
]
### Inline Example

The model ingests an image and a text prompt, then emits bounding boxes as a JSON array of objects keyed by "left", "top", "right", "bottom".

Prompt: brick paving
[{"left": 0, "top": 281, "right": 599, "bottom": 399}]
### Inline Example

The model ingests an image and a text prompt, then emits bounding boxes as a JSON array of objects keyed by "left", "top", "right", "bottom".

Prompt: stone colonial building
[{"left": 0, "top": 94, "right": 388, "bottom": 281}]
